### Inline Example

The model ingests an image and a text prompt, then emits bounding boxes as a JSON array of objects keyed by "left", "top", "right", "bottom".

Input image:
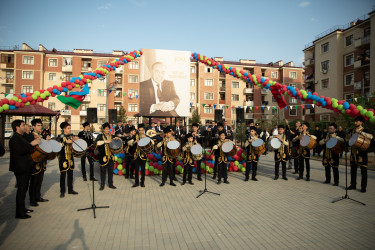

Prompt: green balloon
[
  {"left": 34, "top": 91, "right": 40, "bottom": 96},
  {"left": 366, "top": 111, "right": 373, "bottom": 118},
  {"left": 32, "top": 95, "right": 37, "bottom": 100},
  {"left": 117, "top": 158, "right": 123, "bottom": 163},
  {"left": 360, "top": 109, "right": 367, "bottom": 116},
  {"left": 337, "top": 105, "right": 343, "bottom": 110},
  {"left": 332, "top": 102, "right": 338, "bottom": 108},
  {"left": 149, "top": 166, "right": 154, "bottom": 171},
  {"left": 117, "top": 164, "right": 123, "bottom": 170},
  {"left": 154, "top": 169, "right": 158, "bottom": 175},
  {"left": 370, "top": 116, "right": 375, "bottom": 123},
  {"left": 357, "top": 106, "right": 363, "bottom": 111},
  {"left": 3, "top": 104, "right": 9, "bottom": 110},
  {"left": 341, "top": 110, "right": 346, "bottom": 114}
]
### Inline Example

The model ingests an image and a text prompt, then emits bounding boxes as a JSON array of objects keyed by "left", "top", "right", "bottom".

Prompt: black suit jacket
[
  {"left": 9, "top": 132, "right": 33, "bottom": 175},
  {"left": 139, "top": 78, "right": 180, "bottom": 117}
]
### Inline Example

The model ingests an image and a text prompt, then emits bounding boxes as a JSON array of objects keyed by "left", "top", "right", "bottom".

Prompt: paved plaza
[{"left": 0, "top": 153, "right": 375, "bottom": 250}]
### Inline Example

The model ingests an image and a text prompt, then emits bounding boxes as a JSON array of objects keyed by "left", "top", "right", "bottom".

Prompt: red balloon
[
  {"left": 30, "top": 100, "right": 36, "bottom": 105},
  {"left": 349, "top": 104, "right": 356, "bottom": 110},
  {"left": 58, "top": 87, "right": 63, "bottom": 92},
  {"left": 345, "top": 109, "right": 351, "bottom": 114},
  {"left": 15, "top": 102, "right": 21, "bottom": 107},
  {"left": 9, "top": 100, "right": 15, "bottom": 105},
  {"left": 61, "top": 82, "right": 66, "bottom": 87},
  {"left": 27, "top": 96, "right": 33, "bottom": 102},
  {"left": 2, "top": 99, "right": 9, "bottom": 104},
  {"left": 20, "top": 103, "right": 25, "bottom": 108}
]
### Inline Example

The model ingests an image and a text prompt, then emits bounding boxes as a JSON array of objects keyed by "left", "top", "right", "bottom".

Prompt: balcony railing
[
  {"left": 61, "top": 110, "right": 71, "bottom": 116},
  {"left": 355, "top": 36, "right": 370, "bottom": 48},
  {"left": 243, "top": 88, "right": 253, "bottom": 94},
  {"left": 245, "top": 113, "right": 253, "bottom": 119},
  {"left": 261, "top": 114, "right": 271, "bottom": 120},
  {"left": 261, "top": 89, "right": 268, "bottom": 95},
  {"left": 114, "top": 96, "right": 123, "bottom": 102},
  {"left": 354, "top": 59, "right": 370, "bottom": 69},
  {"left": 244, "top": 101, "right": 254, "bottom": 106},
  {"left": 62, "top": 65, "right": 72, "bottom": 72},
  {"left": 115, "top": 67, "right": 123, "bottom": 74},
  {"left": 81, "top": 67, "right": 92, "bottom": 72},
  {"left": 304, "top": 58, "right": 315, "bottom": 67},
  {"left": 80, "top": 111, "right": 87, "bottom": 116}
]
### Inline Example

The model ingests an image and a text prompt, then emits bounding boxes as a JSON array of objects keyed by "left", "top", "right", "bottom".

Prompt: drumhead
[
  {"left": 167, "top": 140, "right": 180, "bottom": 149},
  {"left": 109, "top": 139, "right": 122, "bottom": 149},
  {"left": 138, "top": 137, "right": 151, "bottom": 147},
  {"left": 348, "top": 133, "right": 358, "bottom": 147},
  {"left": 222, "top": 141, "right": 234, "bottom": 153},
  {"left": 300, "top": 135, "right": 311, "bottom": 147},
  {"left": 48, "top": 140, "right": 62, "bottom": 152},
  {"left": 326, "top": 138, "right": 337, "bottom": 149},
  {"left": 251, "top": 139, "right": 264, "bottom": 147},
  {"left": 73, "top": 139, "right": 88, "bottom": 152},
  {"left": 270, "top": 138, "right": 281, "bottom": 149},
  {"left": 39, "top": 139, "right": 52, "bottom": 153},
  {"left": 191, "top": 144, "right": 203, "bottom": 155}
]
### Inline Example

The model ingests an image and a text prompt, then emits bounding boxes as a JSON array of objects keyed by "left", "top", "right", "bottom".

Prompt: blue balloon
[
  {"left": 343, "top": 102, "right": 350, "bottom": 110},
  {"left": 157, "top": 161, "right": 162, "bottom": 165},
  {"left": 192, "top": 167, "right": 197, "bottom": 173},
  {"left": 261, "top": 77, "right": 265, "bottom": 83},
  {"left": 9, "top": 105, "right": 15, "bottom": 110},
  {"left": 229, "top": 67, "right": 232, "bottom": 70},
  {"left": 244, "top": 72, "right": 248, "bottom": 77},
  {"left": 113, "top": 169, "right": 119, "bottom": 174},
  {"left": 230, "top": 72, "right": 234, "bottom": 76},
  {"left": 53, "top": 89, "right": 58, "bottom": 94},
  {"left": 63, "top": 87, "right": 68, "bottom": 92}
]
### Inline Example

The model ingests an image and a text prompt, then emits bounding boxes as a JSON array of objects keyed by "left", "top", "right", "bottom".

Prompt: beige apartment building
[
  {"left": 1, "top": 43, "right": 304, "bottom": 134},
  {"left": 303, "top": 10, "right": 375, "bottom": 122}
]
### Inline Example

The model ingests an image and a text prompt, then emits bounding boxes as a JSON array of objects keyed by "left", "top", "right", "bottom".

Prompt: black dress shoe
[
  {"left": 252, "top": 178, "right": 258, "bottom": 181},
  {"left": 160, "top": 183, "right": 165, "bottom": 187},
  {"left": 25, "top": 209, "right": 33, "bottom": 213},
  {"left": 347, "top": 186, "right": 356, "bottom": 190},
  {"left": 170, "top": 182, "right": 176, "bottom": 187},
  {"left": 360, "top": 188, "right": 366, "bottom": 193},
  {"left": 68, "top": 190, "right": 78, "bottom": 195},
  {"left": 90, "top": 177, "right": 98, "bottom": 181},
  {"left": 333, "top": 183, "right": 339, "bottom": 186},
  {"left": 296, "top": 177, "right": 302, "bottom": 180},
  {"left": 38, "top": 198, "right": 49, "bottom": 202},
  {"left": 224, "top": 180, "right": 230, "bottom": 184},
  {"left": 132, "top": 183, "right": 139, "bottom": 188},
  {"left": 181, "top": 182, "right": 186, "bottom": 186},
  {"left": 293, "top": 172, "right": 298, "bottom": 174},
  {"left": 83, "top": 176, "right": 87, "bottom": 181},
  {"left": 197, "top": 177, "right": 202, "bottom": 181},
  {"left": 99, "top": 185, "right": 104, "bottom": 191},
  {"left": 173, "top": 177, "right": 178, "bottom": 181},
  {"left": 244, "top": 177, "right": 249, "bottom": 181},
  {"left": 141, "top": 183, "right": 145, "bottom": 187},
  {"left": 30, "top": 202, "right": 39, "bottom": 207},
  {"left": 16, "top": 214, "right": 31, "bottom": 219},
  {"left": 109, "top": 185, "right": 117, "bottom": 189},
  {"left": 274, "top": 177, "right": 279, "bottom": 180},
  {"left": 125, "top": 175, "right": 129, "bottom": 179},
  {"left": 130, "top": 176, "right": 135, "bottom": 179},
  {"left": 306, "top": 178, "right": 310, "bottom": 181},
  {"left": 217, "top": 180, "right": 221, "bottom": 184},
  {"left": 282, "top": 177, "right": 288, "bottom": 181},
  {"left": 323, "top": 181, "right": 330, "bottom": 184},
  {"left": 189, "top": 181, "right": 194, "bottom": 185},
  {"left": 212, "top": 175, "right": 216, "bottom": 180},
  {"left": 60, "top": 193, "right": 65, "bottom": 198}
]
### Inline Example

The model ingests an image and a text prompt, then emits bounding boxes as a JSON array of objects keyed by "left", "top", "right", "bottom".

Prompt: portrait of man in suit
[{"left": 139, "top": 62, "right": 180, "bottom": 117}]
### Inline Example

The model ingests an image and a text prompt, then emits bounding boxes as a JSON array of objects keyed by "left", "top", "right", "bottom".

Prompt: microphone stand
[{"left": 332, "top": 127, "right": 365, "bottom": 205}]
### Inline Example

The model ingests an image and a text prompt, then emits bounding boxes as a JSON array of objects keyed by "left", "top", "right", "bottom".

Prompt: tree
[
  {"left": 234, "top": 122, "right": 247, "bottom": 146},
  {"left": 190, "top": 107, "right": 201, "bottom": 124},
  {"left": 117, "top": 106, "right": 127, "bottom": 122}
]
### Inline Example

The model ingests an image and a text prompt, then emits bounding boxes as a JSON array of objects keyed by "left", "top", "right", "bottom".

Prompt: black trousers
[
  {"left": 196, "top": 160, "right": 201, "bottom": 178},
  {"left": 162, "top": 161, "right": 174, "bottom": 184},
  {"left": 134, "top": 158, "right": 146, "bottom": 185},
  {"left": 213, "top": 157, "right": 218, "bottom": 175},
  {"left": 15, "top": 174, "right": 30, "bottom": 216},
  {"left": 60, "top": 169, "right": 73, "bottom": 193},
  {"left": 218, "top": 162, "right": 228, "bottom": 181},
  {"left": 183, "top": 164, "right": 193, "bottom": 183},
  {"left": 245, "top": 161, "right": 258, "bottom": 179},
  {"left": 298, "top": 156, "right": 310, "bottom": 179},
  {"left": 100, "top": 160, "right": 114, "bottom": 186},
  {"left": 350, "top": 163, "right": 367, "bottom": 189},
  {"left": 275, "top": 161, "right": 287, "bottom": 178},
  {"left": 125, "top": 155, "right": 135, "bottom": 178},
  {"left": 293, "top": 157, "right": 299, "bottom": 173},
  {"left": 29, "top": 171, "right": 45, "bottom": 202},
  {"left": 81, "top": 155, "right": 94, "bottom": 179},
  {"left": 325, "top": 165, "right": 339, "bottom": 184}
]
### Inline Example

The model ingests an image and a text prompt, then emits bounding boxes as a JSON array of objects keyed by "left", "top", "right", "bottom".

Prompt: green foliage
[
  {"left": 117, "top": 106, "right": 127, "bottom": 122},
  {"left": 235, "top": 122, "right": 247, "bottom": 144},
  {"left": 190, "top": 108, "right": 200, "bottom": 124}
]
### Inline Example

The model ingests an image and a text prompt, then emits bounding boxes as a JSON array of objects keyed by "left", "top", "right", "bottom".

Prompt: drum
[
  {"left": 31, "top": 139, "right": 52, "bottom": 163},
  {"left": 251, "top": 139, "right": 265, "bottom": 155},
  {"left": 326, "top": 138, "right": 345, "bottom": 154},
  {"left": 167, "top": 140, "right": 180, "bottom": 158},
  {"left": 267, "top": 138, "right": 281, "bottom": 152},
  {"left": 87, "top": 144, "right": 98, "bottom": 162},
  {"left": 72, "top": 139, "right": 88, "bottom": 158},
  {"left": 191, "top": 144, "right": 203, "bottom": 161},
  {"left": 46, "top": 140, "right": 62, "bottom": 160},
  {"left": 222, "top": 141, "right": 237, "bottom": 157},
  {"left": 349, "top": 133, "right": 371, "bottom": 151},
  {"left": 300, "top": 135, "right": 317, "bottom": 149},
  {"left": 109, "top": 138, "right": 123, "bottom": 155},
  {"left": 138, "top": 137, "right": 154, "bottom": 154}
]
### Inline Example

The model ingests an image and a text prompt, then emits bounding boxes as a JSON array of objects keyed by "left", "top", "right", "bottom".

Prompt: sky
[{"left": 0, "top": 0, "right": 373, "bottom": 66}]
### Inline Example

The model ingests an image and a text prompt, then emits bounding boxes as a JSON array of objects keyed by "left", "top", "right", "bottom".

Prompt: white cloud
[
  {"left": 98, "top": 3, "right": 112, "bottom": 10},
  {"left": 299, "top": 1, "right": 310, "bottom": 7}
]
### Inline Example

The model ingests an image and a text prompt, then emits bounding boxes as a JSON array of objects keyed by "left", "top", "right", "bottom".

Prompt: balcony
[
  {"left": 354, "top": 36, "right": 370, "bottom": 48},
  {"left": 114, "top": 96, "right": 123, "bottom": 102},
  {"left": 83, "top": 95, "right": 90, "bottom": 102},
  {"left": 0, "top": 63, "right": 14, "bottom": 68},
  {"left": 62, "top": 65, "right": 72, "bottom": 72},
  {"left": 115, "top": 67, "right": 123, "bottom": 74},
  {"left": 219, "top": 87, "right": 225, "bottom": 92},
  {"left": 303, "top": 58, "right": 315, "bottom": 67},
  {"left": 219, "top": 100, "right": 225, "bottom": 105},
  {"left": 354, "top": 59, "right": 370, "bottom": 69},
  {"left": 81, "top": 67, "right": 92, "bottom": 72},
  {"left": 243, "top": 88, "right": 254, "bottom": 94},
  {"left": 80, "top": 111, "right": 87, "bottom": 116},
  {"left": 244, "top": 101, "right": 254, "bottom": 106},
  {"left": 261, "top": 89, "right": 268, "bottom": 95},
  {"left": 261, "top": 101, "right": 269, "bottom": 106},
  {"left": 61, "top": 109, "right": 71, "bottom": 116},
  {"left": 245, "top": 113, "right": 253, "bottom": 120},
  {"left": 115, "top": 82, "right": 122, "bottom": 89}
]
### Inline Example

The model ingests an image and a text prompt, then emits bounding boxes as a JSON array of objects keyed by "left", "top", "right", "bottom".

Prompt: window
[
  {"left": 23, "top": 56, "right": 34, "bottom": 64},
  {"left": 231, "top": 94, "right": 239, "bottom": 101},
  {"left": 344, "top": 74, "right": 354, "bottom": 86},
  {"left": 321, "top": 60, "right": 329, "bottom": 72},
  {"left": 81, "top": 103, "right": 89, "bottom": 111},
  {"left": 6, "top": 71, "right": 14, "bottom": 80},
  {"left": 22, "top": 85, "right": 33, "bottom": 93},
  {"left": 320, "top": 114, "right": 330, "bottom": 121},
  {"left": 289, "top": 71, "right": 297, "bottom": 79},
  {"left": 82, "top": 59, "right": 91, "bottom": 68},
  {"left": 5, "top": 85, "right": 13, "bottom": 94},
  {"left": 63, "top": 57, "right": 72, "bottom": 66},
  {"left": 345, "top": 54, "right": 354, "bottom": 67},
  {"left": 115, "top": 90, "right": 122, "bottom": 97},
  {"left": 364, "top": 27, "right": 370, "bottom": 37},
  {"left": 289, "top": 83, "right": 297, "bottom": 88},
  {"left": 204, "top": 106, "right": 213, "bottom": 114},
  {"left": 128, "top": 61, "right": 139, "bottom": 69},
  {"left": 190, "top": 66, "right": 196, "bottom": 73},
  {"left": 345, "top": 35, "right": 353, "bottom": 47},
  {"left": 321, "top": 42, "right": 329, "bottom": 53},
  {"left": 49, "top": 73, "right": 56, "bottom": 81},
  {"left": 364, "top": 71, "right": 370, "bottom": 81},
  {"left": 204, "top": 92, "right": 214, "bottom": 100},
  {"left": 205, "top": 67, "right": 213, "bottom": 73},
  {"left": 128, "top": 104, "right": 138, "bottom": 112},
  {"left": 190, "top": 79, "right": 195, "bottom": 86},
  {"left": 321, "top": 78, "right": 329, "bottom": 89},
  {"left": 97, "top": 61, "right": 107, "bottom": 67},
  {"left": 128, "top": 89, "right": 139, "bottom": 96},
  {"left": 345, "top": 93, "right": 354, "bottom": 101},
  {"left": 98, "top": 104, "right": 106, "bottom": 111},
  {"left": 114, "top": 104, "right": 121, "bottom": 111},
  {"left": 128, "top": 75, "right": 138, "bottom": 83},
  {"left": 115, "top": 75, "right": 122, "bottom": 84},
  {"left": 261, "top": 69, "right": 266, "bottom": 77},
  {"left": 190, "top": 92, "right": 195, "bottom": 100},
  {"left": 289, "top": 109, "right": 297, "bottom": 116},
  {"left": 289, "top": 97, "right": 297, "bottom": 104},
  {"left": 204, "top": 79, "right": 213, "bottom": 86},
  {"left": 98, "top": 89, "right": 107, "bottom": 97},
  {"left": 22, "top": 71, "right": 33, "bottom": 79},
  {"left": 63, "top": 73, "right": 72, "bottom": 81},
  {"left": 48, "top": 102, "right": 56, "bottom": 110},
  {"left": 271, "top": 71, "right": 278, "bottom": 78},
  {"left": 272, "top": 108, "right": 278, "bottom": 115},
  {"left": 231, "top": 81, "right": 239, "bottom": 88},
  {"left": 48, "top": 59, "right": 58, "bottom": 67}
]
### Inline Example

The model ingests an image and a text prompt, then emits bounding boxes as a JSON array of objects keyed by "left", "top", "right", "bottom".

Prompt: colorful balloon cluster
[
  {"left": 0, "top": 50, "right": 143, "bottom": 113},
  {"left": 192, "top": 53, "right": 375, "bottom": 123}
]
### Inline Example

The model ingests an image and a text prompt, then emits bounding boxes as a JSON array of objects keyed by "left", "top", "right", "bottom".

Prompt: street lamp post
[{"left": 104, "top": 75, "right": 117, "bottom": 123}]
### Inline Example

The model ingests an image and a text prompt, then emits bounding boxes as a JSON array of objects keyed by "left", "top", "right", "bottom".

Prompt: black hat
[
  {"left": 138, "top": 124, "right": 145, "bottom": 129},
  {"left": 31, "top": 119, "right": 42, "bottom": 126},
  {"left": 129, "top": 127, "right": 136, "bottom": 132},
  {"left": 163, "top": 126, "right": 172, "bottom": 134},
  {"left": 60, "top": 121, "right": 70, "bottom": 129},
  {"left": 303, "top": 121, "right": 310, "bottom": 128},
  {"left": 102, "top": 122, "right": 110, "bottom": 129},
  {"left": 354, "top": 116, "right": 365, "bottom": 123},
  {"left": 278, "top": 124, "right": 285, "bottom": 129},
  {"left": 82, "top": 122, "right": 90, "bottom": 127},
  {"left": 117, "top": 120, "right": 122, "bottom": 123},
  {"left": 218, "top": 131, "right": 226, "bottom": 136},
  {"left": 250, "top": 126, "right": 256, "bottom": 131},
  {"left": 192, "top": 123, "right": 199, "bottom": 127},
  {"left": 217, "top": 122, "right": 224, "bottom": 127},
  {"left": 329, "top": 122, "right": 337, "bottom": 129},
  {"left": 186, "top": 133, "right": 193, "bottom": 139}
]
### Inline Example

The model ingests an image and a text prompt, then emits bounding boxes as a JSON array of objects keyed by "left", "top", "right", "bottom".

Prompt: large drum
[
  {"left": 72, "top": 139, "right": 87, "bottom": 158},
  {"left": 191, "top": 144, "right": 203, "bottom": 161},
  {"left": 300, "top": 135, "right": 317, "bottom": 149},
  {"left": 222, "top": 141, "right": 237, "bottom": 157},
  {"left": 46, "top": 140, "right": 62, "bottom": 160},
  {"left": 267, "top": 138, "right": 281, "bottom": 152},
  {"left": 167, "top": 140, "right": 180, "bottom": 158},
  {"left": 138, "top": 137, "right": 154, "bottom": 154},
  {"left": 109, "top": 138, "right": 123, "bottom": 155},
  {"left": 349, "top": 133, "right": 371, "bottom": 151},
  {"left": 31, "top": 139, "right": 52, "bottom": 163},
  {"left": 326, "top": 137, "right": 345, "bottom": 154},
  {"left": 251, "top": 139, "right": 265, "bottom": 155}
]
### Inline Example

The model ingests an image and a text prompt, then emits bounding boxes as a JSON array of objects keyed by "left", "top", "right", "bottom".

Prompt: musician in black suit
[
  {"left": 113, "top": 120, "right": 124, "bottom": 137},
  {"left": 157, "top": 126, "right": 177, "bottom": 186},
  {"left": 213, "top": 122, "right": 227, "bottom": 179},
  {"left": 191, "top": 123, "right": 203, "bottom": 181},
  {"left": 286, "top": 119, "right": 301, "bottom": 174},
  {"left": 223, "top": 121, "right": 233, "bottom": 140},
  {"left": 155, "top": 121, "right": 163, "bottom": 134},
  {"left": 124, "top": 120, "right": 135, "bottom": 134},
  {"left": 78, "top": 122, "right": 97, "bottom": 182},
  {"left": 173, "top": 121, "right": 184, "bottom": 140},
  {"left": 10, "top": 120, "right": 40, "bottom": 219},
  {"left": 124, "top": 127, "right": 137, "bottom": 179},
  {"left": 139, "top": 62, "right": 180, "bottom": 117}
]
